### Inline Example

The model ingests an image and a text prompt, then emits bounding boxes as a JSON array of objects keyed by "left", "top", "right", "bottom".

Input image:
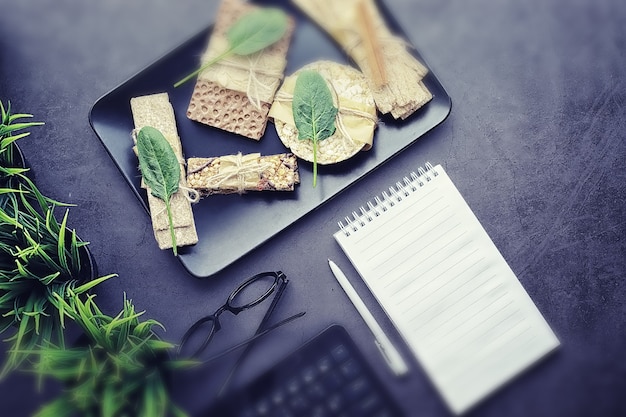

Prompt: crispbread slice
[
  {"left": 186, "top": 0, "right": 294, "bottom": 140},
  {"left": 292, "top": 0, "right": 432, "bottom": 120},
  {"left": 130, "top": 93, "right": 198, "bottom": 250},
  {"left": 187, "top": 81, "right": 272, "bottom": 140}
]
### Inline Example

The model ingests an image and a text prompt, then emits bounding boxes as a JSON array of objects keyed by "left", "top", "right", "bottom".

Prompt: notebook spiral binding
[{"left": 338, "top": 162, "right": 439, "bottom": 237}]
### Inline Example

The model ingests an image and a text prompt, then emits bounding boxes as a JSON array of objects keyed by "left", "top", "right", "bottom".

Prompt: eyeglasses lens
[
  {"left": 229, "top": 273, "right": 280, "bottom": 310},
  {"left": 179, "top": 316, "right": 217, "bottom": 358}
]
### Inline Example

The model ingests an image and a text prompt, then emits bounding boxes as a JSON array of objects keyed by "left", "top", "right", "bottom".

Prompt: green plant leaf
[
  {"left": 57, "top": 211, "right": 70, "bottom": 274},
  {"left": 136, "top": 127, "right": 180, "bottom": 202},
  {"left": 33, "top": 397, "right": 74, "bottom": 417},
  {"left": 18, "top": 288, "right": 193, "bottom": 416},
  {"left": 173, "top": 7, "right": 288, "bottom": 87},
  {"left": 227, "top": 8, "right": 288, "bottom": 55},
  {"left": 72, "top": 273, "right": 117, "bottom": 295},
  {"left": 0, "top": 100, "right": 43, "bottom": 171},
  {"left": 292, "top": 70, "right": 338, "bottom": 187},
  {"left": 136, "top": 126, "right": 180, "bottom": 255}
]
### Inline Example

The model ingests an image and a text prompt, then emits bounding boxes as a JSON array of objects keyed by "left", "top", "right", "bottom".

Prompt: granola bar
[{"left": 187, "top": 152, "right": 299, "bottom": 196}]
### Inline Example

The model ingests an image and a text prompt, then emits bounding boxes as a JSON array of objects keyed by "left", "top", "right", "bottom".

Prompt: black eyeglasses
[{"left": 178, "top": 271, "right": 305, "bottom": 361}]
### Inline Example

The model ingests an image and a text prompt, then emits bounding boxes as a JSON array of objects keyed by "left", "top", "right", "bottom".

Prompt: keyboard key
[
  {"left": 254, "top": 399, "right": 271, "bottom": 416},
  {"left": 272, "top": 408, "right": 295, "bottom": 417},
  {"left": 286, "top": 377, "right": 300, "bottom": 394},
  {"left": 306, "top": 381, "right": 326, "bottom": 401},
  {"left": 271, "top": 389, "right": 286, "bottom": 406},
  {"left": 331, "top": 343, "right": 350, "bottom": 362},
  {"left": 355, "top": 393, "right": 383, "bottom": 414},
  {"left": 317, "top": 356, "right": 333, "bottom": 374},
  {"left": 344, "top": 377, "right": 371, "bottom": 403},
  {"left": 301, "top": 365, "right": 317, "bottom": 383},
  {"left": 323, "top": 369, "right": 344, "bottom": 390},
  {"left": 310, "top": 404, "right": 330, "bottom": 417},
  {"left": 327, "top": 393, "right": 344, "bottom": 413},
  {"left": 288, "top": 393, "right": 309, "bottom": 413},
  {"left": 340, "top": 358, "right": 361, "bottom": 379},
  {"left": 373, "top": 409, "right": 400, "bottom": 417},
  {"left": 236, "top": 407, "right": 256, "bottom": 417}
]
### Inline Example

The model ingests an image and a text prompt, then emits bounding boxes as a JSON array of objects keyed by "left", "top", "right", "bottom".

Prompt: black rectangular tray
[{"left": 89, "top": 0, "right": 451, "bottom": 278}]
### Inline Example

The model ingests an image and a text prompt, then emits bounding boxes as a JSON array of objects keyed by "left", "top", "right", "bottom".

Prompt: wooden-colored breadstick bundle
[
  {"left": 292, "top": 0, "right": 432, "bottom": 120},
  {"left": 186, "top": 0, "right": 295, "bottom": 140},
  {"left": 130, "top": 92, "right": 199, "bottom": 250},
  {"left": 187, "top": 152, "right": 300, "bottom": 196}
]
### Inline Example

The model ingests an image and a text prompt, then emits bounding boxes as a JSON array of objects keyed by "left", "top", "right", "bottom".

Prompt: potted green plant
[
  {"left": 27, "top": 290, "right": 194, "bottom": 417},
  {"left": 0, "top": 100, "right": 43, "bottom": 188},
  {"left": 0, "top": 184, "right": 111, "bottom": 376}
]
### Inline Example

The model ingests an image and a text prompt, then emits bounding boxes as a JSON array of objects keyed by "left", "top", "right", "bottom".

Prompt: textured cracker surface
[{"left": 187, "top": 81, "right": 271, "bottom": 140}]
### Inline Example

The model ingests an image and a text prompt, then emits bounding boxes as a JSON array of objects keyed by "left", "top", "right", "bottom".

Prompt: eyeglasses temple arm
[{"left": 201, "top": 311, "right": 306, "bottom": 366}]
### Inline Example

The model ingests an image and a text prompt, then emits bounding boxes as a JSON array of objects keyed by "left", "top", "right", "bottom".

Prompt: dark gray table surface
[{"left": 1, "top": 0, "right": 625, "bottom": 416}]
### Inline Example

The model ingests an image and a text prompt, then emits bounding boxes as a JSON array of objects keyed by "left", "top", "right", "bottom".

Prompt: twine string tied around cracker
[
  {"left": 203, "top": 51, "right": 286, "bottom": 111},
  {"left": 130, "top": 128, "right": 200, "bottom": 204},
  {"left": 203, "top": 152, "right": 273, "bottom": 194},
  {"left": 151, "top": 184, "right": 200, "bottom": 219},
  {"left": 344, "top": 31, "right": 413, "bottom": 59},
  {"left": 274, "top": 82, "right": 378, "bottom": 149}
]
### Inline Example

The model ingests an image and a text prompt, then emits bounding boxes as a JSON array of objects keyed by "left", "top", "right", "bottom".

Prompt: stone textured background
[{"left": 1, "top": 0, "right": 625, "bottom": 416}]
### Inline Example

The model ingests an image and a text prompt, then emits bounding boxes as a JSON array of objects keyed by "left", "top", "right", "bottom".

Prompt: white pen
[{"left": 328, "top": 259, "right": 409, "bottom": 377}]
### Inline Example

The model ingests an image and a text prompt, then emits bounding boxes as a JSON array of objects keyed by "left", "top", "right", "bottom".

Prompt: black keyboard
[{"left": 204, "top": 324, "right": 404, "bottom": 417}]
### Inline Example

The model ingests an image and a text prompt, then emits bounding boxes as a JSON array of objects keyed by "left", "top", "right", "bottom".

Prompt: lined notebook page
[{"left": 333, "top": 164, "right": 559, "bottom": 414}]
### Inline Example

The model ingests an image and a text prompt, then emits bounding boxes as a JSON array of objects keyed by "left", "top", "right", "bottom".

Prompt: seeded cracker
[
  {"left": 187, "top": 153, "right": 299, "bottom": 196},
  {"left": 130, "top": 93, "right": 198, "bottom": 250},
  {"left": 269, "top": 61, "right": 377, "bottom": 164},
  {"left": 186, "top": 0, "right": 294, "bottom": 140}
]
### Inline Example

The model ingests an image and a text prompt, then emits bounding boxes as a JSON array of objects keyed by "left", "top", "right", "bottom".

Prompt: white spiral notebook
[{"left": 333, "top": 163, "right": 559, "bottom": 414}]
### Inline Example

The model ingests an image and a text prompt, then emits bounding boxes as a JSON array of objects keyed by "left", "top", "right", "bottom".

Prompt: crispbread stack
[
  {"left": 186, "top": 0, "right": 295, "bottom": 140},
  {"left": 292, "top": 0, "right": 432, "bottom": 120},
  {"left": 130, "top": 93, "right": 198, "bottom": 251},
  {"left": 269, "top": 61, "right": 378, "bottom": 164},
  {"left": 187, "top": 152, "right": 300, "bottom": 196}
]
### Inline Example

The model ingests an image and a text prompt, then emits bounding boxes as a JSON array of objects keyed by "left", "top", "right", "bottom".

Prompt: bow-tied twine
[
  {"left": 130, "top": 129, "right": 200, "bottom": 204},
  {"left": 201, "top": 50, "right": 285, "bottom": 111},
  {"left": 273, "top": 76, "right": 378, "bottom": 148},
  {"left": 203, "top": 152, "right": 273, "bottom": 194}
]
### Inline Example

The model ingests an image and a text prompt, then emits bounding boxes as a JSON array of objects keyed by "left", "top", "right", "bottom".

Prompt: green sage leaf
[
  {"left": 136, "top": 126, "right": 180, "bottom": 201},
  {"left": 136, "top": 126, "right": 180, "bottom": 255},
  {"left": 292, "top": 70, "right": 338, "bottom": 187}
]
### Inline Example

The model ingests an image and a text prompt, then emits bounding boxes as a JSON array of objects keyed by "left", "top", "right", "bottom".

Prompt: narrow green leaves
[
  {"left": 292, "top": 70, "right": 338, "bottom": 187},
  {"left": 30, "top": 291, "right": 191, "bottom": 417},
  {"left": 135, "top": 126, "right": 180, "bottom": 255},
  {"left": 174, "top": 8, "right": 288, "bottom": 87},
  {"left": 0, "top": 101, "right": 44, "bottom": 148},
  {"left": 1, "top": 100, "right": 43, "bottom": 174}
]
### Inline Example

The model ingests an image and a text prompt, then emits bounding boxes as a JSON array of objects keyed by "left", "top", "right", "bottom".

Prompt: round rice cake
[{"left": 273, "top": 61, "right": 377, "bottom": 165}]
